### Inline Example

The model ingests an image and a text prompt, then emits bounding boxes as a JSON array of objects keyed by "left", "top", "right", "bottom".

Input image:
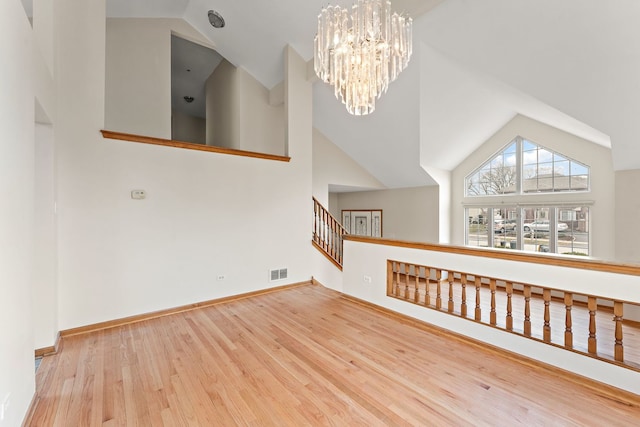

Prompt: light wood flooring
[{"left": 27, "top": 283, "right": 640, "bottom": 426}]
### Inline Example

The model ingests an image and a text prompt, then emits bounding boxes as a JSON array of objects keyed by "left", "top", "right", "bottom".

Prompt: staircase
[{"left": 312, "top": 197, "right": 347, "bottom": 270}]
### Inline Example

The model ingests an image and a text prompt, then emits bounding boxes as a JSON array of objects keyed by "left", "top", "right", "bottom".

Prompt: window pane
[
  {"left": 557, "top": 207, "right": 589, "bottom": 256},
  {"left": 538, "top": 162, "right": 553, "bottom": 177},
  {"left": 523, "top": 163, "right": 536, "bottom": 178},
  {"left": 523, "top": 149, "right": 538, "bottom": 165},
  {"left": 554, "top": 160, "right": 570, "bottom": 177},
  {"left": 570, "top": 162, "right": 589, "bottom": 176},
  {"left": 537, "top": 177, "right": 553, "bottom": 191},
  {"left": 493, "top": 207, "right": 519, "bottom": 250},
  {"left": 538, "top": 148, "right": 553, "bottom": 163},
  {"left": 466, "top": 208, "right": 489, "bottom": 248},
  {"left": 553, "top": 153, "right": 567, "bottom": 163},
  {"left": 490, "top": 156, "right": 503, "bottom": 168},
  {"left": 571, "top": 175, "right": 589, "bottom": 190},
  {"left": 522, "top": 207, "right": 550, "bottom": 253}
]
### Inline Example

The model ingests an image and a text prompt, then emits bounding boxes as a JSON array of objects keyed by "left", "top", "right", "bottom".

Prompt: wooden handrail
[
  {"left": 345, "top": 235, "right": 640, "bottom": 277},
  {"left": 101, "top": 130, "right": 291, "bottom": 162},
  {"left": 312, "top": 197, "right": 347, "bottom": 269},
  {"left": 387, "top": 259, "right": 640, "bottom": 371}
]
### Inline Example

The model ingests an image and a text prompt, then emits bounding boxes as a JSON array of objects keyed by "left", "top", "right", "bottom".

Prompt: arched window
[
  {"left": 465, "top": 137, "right": 589, "bottom": 196},
  {"left": 464, "top": 137, "right": 591, "bottom": 256}
]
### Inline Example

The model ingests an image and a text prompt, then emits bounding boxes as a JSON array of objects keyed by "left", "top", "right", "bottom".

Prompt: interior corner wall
[
  {"left": 312, "top": 128, "right": 385, "bottom": 207},
  {"left": 105, "top": 18, "right": 212, "bottom": 139},
  {"left": 172, "top": 110, "right": 205, "bottom": 144},
  {"left": 205, "top": 61, "right": 285, "bottom": 155},
  {"left": 615, "top": 169, "right": 640, "bottom": 263},
  {"left": 451, "top": 114, "right": 616, "bottom": 260},
  {"left": 328, "top": 192, "right": 340, "bottom": 219},
  {"left": 236, "top": 68, "right": 285, "bottom": 155},
  {"left": 34, "top": 123, "right": 57, "bottom": 349},
  {"left": 205, "top": 59, "right": 239, "bottom": 148},
  {"left": 337, "top": 187, "right": 440, "bottom": 243},
  {"left": 0, "top": 1, "right": 36, "bottom": 424}
]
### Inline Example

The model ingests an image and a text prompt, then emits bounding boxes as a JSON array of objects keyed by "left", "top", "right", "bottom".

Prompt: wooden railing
[
  {"left": 387, "top": 259, "right": 640, "bottom": 370},
  {"left": 312, "top": 197, "right": 347, "bottom": 269}
]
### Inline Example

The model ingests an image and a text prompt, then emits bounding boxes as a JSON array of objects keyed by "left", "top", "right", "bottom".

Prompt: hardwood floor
[{"left": 27, "top": 283, "right": 640, "bottom": 426}]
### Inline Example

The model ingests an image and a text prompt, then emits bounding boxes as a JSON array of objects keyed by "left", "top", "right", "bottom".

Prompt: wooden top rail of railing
[
  {"left": 345, "top": 235, "right": 640, "bottom": 277},
  {"left": 312, "top": 197, "right": 347, "bottom": 234},
  {"left": 101, "top": 130, "right": 291, "bottom": 162},
  {"left": 387, "top": 259, "right": 640, "bottom": 370},
  {"left": 312, "top": 197, "right": 347, "bottom": 269}
]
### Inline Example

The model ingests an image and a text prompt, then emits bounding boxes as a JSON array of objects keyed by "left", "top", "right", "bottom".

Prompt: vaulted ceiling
[{"left": 104, "top": 1, "right": 640, "bottom": 187}]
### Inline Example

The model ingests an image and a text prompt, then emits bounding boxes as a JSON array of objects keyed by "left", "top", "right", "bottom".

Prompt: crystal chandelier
[{"left": 314, "top": 0, "right": 413, "bottom": 115}]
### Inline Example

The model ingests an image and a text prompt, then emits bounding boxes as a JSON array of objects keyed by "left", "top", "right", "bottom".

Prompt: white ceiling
[{"left": 103, "top": 1, "right": 640, "bottom": 188}]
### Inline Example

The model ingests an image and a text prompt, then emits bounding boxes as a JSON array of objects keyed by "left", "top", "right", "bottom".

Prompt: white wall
[
  {"left": 0, "top": 1, "right": 36, "bottom": 425},
  {"left": 205, "top": 60, "right": 285, "bottom": 155},
  {"left": 172, "top": 110, "right": 205, "bottom": 144},
  {"left": 33, "top": 123, "right": 57, "bottom": 349},
  {"left": 451, "top": 114, "right": 616, "bottom": 260},
  {"left": 105, "top": 18, "right": 212, "bottom": 139},
  {"left": 312, "top": 128, "right": 385, "bottom": 207},
  {"left": 337, "top": 187, "right": 440, "bottom": 243},
  {"left": 342, "top": 239, "right": 640, "bottom": 395},
  {"left": 236, "top": 67, "right": 285, "bottom": 155},
  {"left": 615, "top": 169, "right": 640, "bottom": 263},
  {"left": 56, "top": 5, "right": 314, "bottom": 333},
  {"left": 205, "top": 59, "right": 238, "bottom": 148}
]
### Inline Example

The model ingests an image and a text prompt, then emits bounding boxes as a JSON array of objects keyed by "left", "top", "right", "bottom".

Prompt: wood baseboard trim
[
  {"left": 34, "top": 333, "right": 61, "bottom": 358},
  {"left": 60, "top": 281, "right": 311, "bottom": 338},
  {"left": 334, "top": 290, "right": 640, "bottom": 406}
]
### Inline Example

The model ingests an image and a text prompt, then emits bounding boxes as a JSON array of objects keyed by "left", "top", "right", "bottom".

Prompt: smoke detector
[{"left": 208, "top": 10, "right": 225, "bottom": 28}]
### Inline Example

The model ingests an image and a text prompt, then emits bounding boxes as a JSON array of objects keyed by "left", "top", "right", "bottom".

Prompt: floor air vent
[{"left": 270, "top": 268, "right": 288, "bottom": 281}]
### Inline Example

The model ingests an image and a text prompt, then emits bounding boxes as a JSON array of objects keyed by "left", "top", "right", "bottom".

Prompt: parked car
[
  {"left": 494, "top": 219, "right": 517, "bottom": 233},
  {"left": 523, "top": 220, "right": 568, "bottom": 232}
]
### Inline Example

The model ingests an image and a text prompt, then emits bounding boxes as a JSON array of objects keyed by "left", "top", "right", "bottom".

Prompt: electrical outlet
[
  {"left": 363, "top": 275, "right": 372, "bottom": 283},
  {"left": 217, "top": 275, "right": 225, "bottom": 281}
]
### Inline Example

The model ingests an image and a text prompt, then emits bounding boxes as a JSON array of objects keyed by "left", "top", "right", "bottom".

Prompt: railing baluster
[
  {"left": 323, "top": 209, "right": 328, "bottom": 250},
  {"left": 461, "top": 275, "right": 467, "bottom": 317},
  {"left": 387, "top": 261, "right": 395, "bottom": 296},
  {"left": 404, "top": 263, "right": 410, "bottom": 299},
  {"left": 588, "top": 297, "right": 597, "bottom": 355},
  {"left": 313, "top": 200, "right": 318, "bottom": 242},
  {"left": 474, "top": 276, "right": 481, "bottom": 321},
  {"left": 614, "top": 301, "right": 624, "bottom": 362},
  {"left": 448, "top": 271, "right": 454, "bottom": 313},
  {"left": 543, "top": 289, "right": 551, "bottom": 343},
  {"left": 490, "top": 279, "right": 497, "bottom": 326},
  {"left": 425, "top": 269, "right": 431, "bottom": 306},
  {"left": 436, "top": 269, "right": 442, "bottom": 310},
  {"left": 506, "top": 282, "right": 513, "bottom": 331},
  {"left": 524, "top": 285, "right": 532, "bottom": 336},
  {"left": 395, "top": 263, "right": 402, "bottom": 297},
  {"left": 414, "top": 266, "right": 421, "bottom": 304},
  {"left": 564, "top": 293, "right": 573, "bottom": 348}
]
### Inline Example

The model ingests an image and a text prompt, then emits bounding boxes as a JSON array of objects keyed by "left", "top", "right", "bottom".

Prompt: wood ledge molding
[
  {"left": 101, "top": 130, "right": 291, "bottom": 162},
  {"left": 344, "top": 235, "right": 640, "bottom": 277},
  {"left": 59, "top": 281, "right": 311, "bottom": 339}
]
